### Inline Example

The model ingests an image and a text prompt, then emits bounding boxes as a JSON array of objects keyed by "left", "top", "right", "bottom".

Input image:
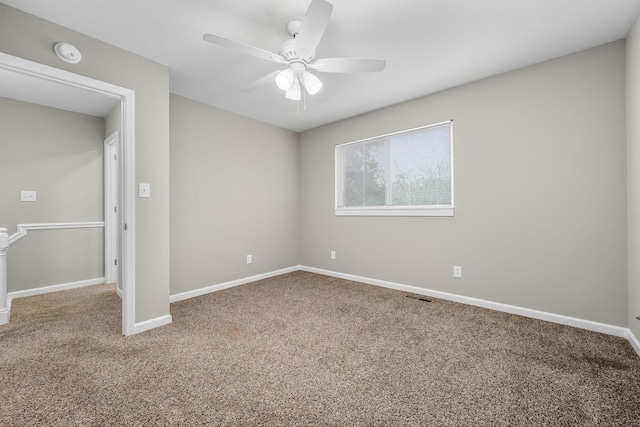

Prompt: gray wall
[
  {"left": 105, "top": 103, "right": 122, "bottom": 139},
  {"left": 0, "top": 5, "right": 171, "bottom": 323},
  {"left": 0, "top": 3, "right": 633, "bottom": 333},
  {"left": 299, "top": 41, "right": 628, "bottom": 326},
  {"left": 0, "top": 97, "right": 104, "bottom": 291},
  {"left": 628, "top": 17, "right": 640, "bottom": 341},
  {"left": 170, "top": 95, "right": 299, "bottom": 295}
]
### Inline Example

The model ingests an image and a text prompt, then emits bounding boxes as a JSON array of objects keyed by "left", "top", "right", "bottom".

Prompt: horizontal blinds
[{"left": 337, "top": 121, "right": 452, "bottom": 209}]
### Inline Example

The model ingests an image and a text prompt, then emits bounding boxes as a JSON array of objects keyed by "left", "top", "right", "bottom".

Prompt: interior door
[{"left": 104, "top": 132, "right": 119, "bottom": 289}]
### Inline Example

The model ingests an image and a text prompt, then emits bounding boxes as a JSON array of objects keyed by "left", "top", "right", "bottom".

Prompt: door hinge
[
  {"left": 124, "top": 223, "right": 128, "bottom": 231},
  {"left": 114, "top": 206, "right": 117, "bottom": 213},
  {"left": 114, "top": 259, "right": 117, "bottom": 266}
]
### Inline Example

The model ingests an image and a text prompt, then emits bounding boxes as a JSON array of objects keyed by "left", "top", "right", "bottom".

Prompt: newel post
[{"left": 0, "top": 228, "right": 8, "bottom": 325}]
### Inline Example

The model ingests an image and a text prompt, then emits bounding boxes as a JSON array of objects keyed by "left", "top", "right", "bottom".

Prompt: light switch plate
[
  {"left": 138, "top": 183, "right": 151, "bottom": 198},
  {"left": 21, "top": 191, "right": 37, "bottom": 202}
]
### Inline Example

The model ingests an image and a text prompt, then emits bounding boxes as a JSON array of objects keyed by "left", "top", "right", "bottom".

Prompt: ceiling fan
[{"left": 203, "top": 0, "right": 386, "bottom": 101}]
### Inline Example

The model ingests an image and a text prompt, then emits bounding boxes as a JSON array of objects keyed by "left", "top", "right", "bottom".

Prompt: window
[{"left": 335, "top": 120, "right": 453, "bottom": 216}]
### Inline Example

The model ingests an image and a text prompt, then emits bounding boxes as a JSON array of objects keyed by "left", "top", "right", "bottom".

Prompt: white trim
[
  {"left": 300, "top": 266, "right": 630, "bottom": 338},
  {"left": 8, "top": 222, "right": 105, "bottom": 245},
  {"left": 170, "top": 266, "right": 300, "bottom": 303},
  {"left": 0, "top": 54, "right": 122, "bottom": 101},
  {"left": 120, "top": 88, "right": 136, "bottom": 336},
  {"left": 2, "top": 296, "right": 9, "bottom": 325},
  {"left": 0, "top": 229, "right": 8, "bottom": 325},
  {"left": 0, "top": 52, "right": 136, "bottom": 336},
  {"left": 335, "top": 207, "right": 454, "bottom": 217},
  {"left": 628, "top": 329, "right": 640, "bottom": 357},
  {"left": 132, "top": 314, "right": 172, "bottom": 334},
  {"left": 338, "top": 119, "right": 454, "bottom": 147},
  {"left": 104, "top": 132, "right": 119, "bottom": 286},
  {"left": 7, "top": 277, "right": 106, "bottom": 300}
]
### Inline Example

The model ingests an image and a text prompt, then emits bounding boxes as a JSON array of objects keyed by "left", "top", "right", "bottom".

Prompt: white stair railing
[
  {"left": 0, "top": 228, "right": 8, "bottom": 325},
  {"left": 8, "top": 221, "right": 105, "bottom": 245},
  {"left": 0, "top": 222, "right": 105, "bottom": 325}
]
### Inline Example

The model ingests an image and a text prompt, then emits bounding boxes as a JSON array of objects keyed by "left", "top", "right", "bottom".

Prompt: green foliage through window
[{"left": 336, "top": 121, "right": 452, "bottom": 211}]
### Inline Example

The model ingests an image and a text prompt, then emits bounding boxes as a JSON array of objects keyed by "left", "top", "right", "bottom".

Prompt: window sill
[{"left": 335, "top": 207, "right": 454, "bottom": 217}]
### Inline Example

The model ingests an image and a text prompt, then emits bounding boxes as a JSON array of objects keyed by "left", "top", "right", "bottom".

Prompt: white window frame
[{"left": 335, "top": 120, "right": 454, "bottom": 217}]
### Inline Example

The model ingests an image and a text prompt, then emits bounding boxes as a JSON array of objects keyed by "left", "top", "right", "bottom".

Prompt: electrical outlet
[
  {"left": 453, "top": 265, "right": 462, "bottom": 278},
  {"left": 246, "top": 254, "right": 252, "bottom": 265},
  {"left": 330, "top": 250, "right": 336, "bottom": 260}
]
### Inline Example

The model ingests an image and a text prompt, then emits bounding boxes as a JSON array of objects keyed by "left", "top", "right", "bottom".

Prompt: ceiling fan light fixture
[
  {"left": 285, "top": 78, "right": 301, "bottom": 101},
  {"left": 303, "top": 71, "right": 323, "bottom": 95},
  {"left": 202, "top": 0, "right": 387, "bottom": 105},
  {"left": 275, "top": 68, "right": 295, "bottom": 91}
]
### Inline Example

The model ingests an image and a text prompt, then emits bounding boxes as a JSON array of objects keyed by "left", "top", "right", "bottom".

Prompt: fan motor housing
[
  {"left": 280, "top": 19, "right": 316, "bottom": 62},
  {"left": 279, "top": 38, "right": 298, "bottom": 61}
]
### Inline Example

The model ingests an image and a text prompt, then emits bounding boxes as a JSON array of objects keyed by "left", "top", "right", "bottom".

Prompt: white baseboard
[
  {"left": 300, "top": 266, "right": 632, "bottom": 339},
  {"left": 116, "top": 286, "right": 123, "bottom": 299},
  {"left": 7, "top": 277, "right": 106, "bottom": 300},
  {"left": 0, "top": 308, "right": 8, "bottom": 325},
  {"left": 133, "top": 314, "right": 172, "bottom": 334},
  {"left": 170, "top": 266, "right": 300, "bottom": 303},
  {"left": 628, "top": 329, "right": 640, "bottom": 357}
]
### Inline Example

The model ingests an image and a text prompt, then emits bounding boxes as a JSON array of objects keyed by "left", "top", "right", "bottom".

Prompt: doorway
[{"left": 0, "top": 52, "right": 136, "bottom": 335}]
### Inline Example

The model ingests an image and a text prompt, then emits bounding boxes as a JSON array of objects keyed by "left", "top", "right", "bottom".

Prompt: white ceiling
[{"left": 2, "top": 0, "right": 640, "bottom": 132}]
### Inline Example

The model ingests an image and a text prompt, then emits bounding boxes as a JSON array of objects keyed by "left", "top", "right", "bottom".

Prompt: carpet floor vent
[{"left": 405, "top": 294, "right": 432, "bottom": 302}]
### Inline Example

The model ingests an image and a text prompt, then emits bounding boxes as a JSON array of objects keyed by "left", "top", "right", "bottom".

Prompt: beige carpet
[{"left": 1, "top": 271, "right": 639, "bottom": 426}]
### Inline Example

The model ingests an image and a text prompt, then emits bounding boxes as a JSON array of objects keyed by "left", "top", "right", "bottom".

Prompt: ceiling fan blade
[
  {"left": 203, "top": 34, "right": 285, "bottom": 64},
  {"left": 242, "top": 70, "right": 281, "bottom": 93},
  {"left": 310, "top": 58, "right": 386, "bottom": 73},
  {"left": 295, "top": 0, "right": 333, "bottom": 61}
]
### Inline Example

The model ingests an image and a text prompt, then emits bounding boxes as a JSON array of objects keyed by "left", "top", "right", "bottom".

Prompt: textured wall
[
  {"left": 299, "top": 41, "right": 628, "bottom": 326},
  {"left": 0, "top": 98, "right": 104, "bottom": 291},
  {"left": 170, "top": 95, "right": 299, "bottom": 295}
]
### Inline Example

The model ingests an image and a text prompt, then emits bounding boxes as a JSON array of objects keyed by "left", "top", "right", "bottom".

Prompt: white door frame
[
  {"left": 0, "top": 52, "right": 137, "bottom": 336},
  {"left": 104, "top": 132, "right": 119, "bottom": 288}
]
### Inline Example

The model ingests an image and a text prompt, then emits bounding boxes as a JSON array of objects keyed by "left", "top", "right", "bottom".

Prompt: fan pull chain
[
  {"left": 296, "top": 75, "right": 301, "bottom": 114},
  {"left": 303, "top": 81, "right": 307, "bottom": 112}
]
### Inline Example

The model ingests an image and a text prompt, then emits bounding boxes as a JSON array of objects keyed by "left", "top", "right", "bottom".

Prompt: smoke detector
[{"left": 54, "top": 42, "right": 82, "bottom": 64}]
